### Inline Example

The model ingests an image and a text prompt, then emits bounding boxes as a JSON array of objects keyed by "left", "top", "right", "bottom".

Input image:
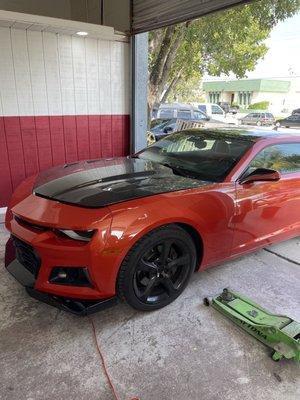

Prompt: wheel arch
[
  {"left": 175, "top": 222, "right": 204, "bottom": 270},
  {"left": 115, "top": 221, "right": 205, "bottom": 274}
]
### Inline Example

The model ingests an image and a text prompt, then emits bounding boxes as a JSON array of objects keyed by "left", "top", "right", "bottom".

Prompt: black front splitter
[
  {"left": 5, "top": 239, "right": 118, "bottom": 316},
  {"left": 26, "top": 287, "right": 119, "bottom": 316}
]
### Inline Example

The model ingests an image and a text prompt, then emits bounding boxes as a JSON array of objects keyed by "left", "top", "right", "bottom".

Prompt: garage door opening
[{"left": 147, "top": 0, "right": 300, "bottom": 144}]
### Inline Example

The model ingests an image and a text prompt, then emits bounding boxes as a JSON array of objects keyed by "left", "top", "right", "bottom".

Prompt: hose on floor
[{"left": 89, "top": 316, "right": 140, "bottom": 400}]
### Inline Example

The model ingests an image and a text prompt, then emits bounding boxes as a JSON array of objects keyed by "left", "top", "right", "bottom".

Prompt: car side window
[
  {"left": 194, "top": 111, "right": 206, "bottom": 120},
  {"left": 211, "top": 105, "right": 223, "bottom": 115},
  {"left": 198, "top": 105, "right": 206, "bottom": 113},
  {"left": 177, "top": 110, "right": 191, "bottom": 119},
  {"left": 248, "top": 143, "right": 300, "bottom": 174},
  {"left": 159, "top": 109, "right": 174, "bottom": 119}
]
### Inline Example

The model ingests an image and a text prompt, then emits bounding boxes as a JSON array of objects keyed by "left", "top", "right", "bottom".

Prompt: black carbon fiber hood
[{"left": 33, "top": 157, "right": 207, "bottom": 208}]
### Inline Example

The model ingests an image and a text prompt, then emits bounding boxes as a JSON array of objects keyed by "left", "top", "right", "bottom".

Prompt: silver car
[{"left": 240, "top": 112, "right": 275, "bottom": 126}]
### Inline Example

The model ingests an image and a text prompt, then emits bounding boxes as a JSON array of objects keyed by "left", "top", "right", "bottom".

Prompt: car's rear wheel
[
  {"left": 117, "top": 225, "right": 196, "bottom": 311},
  {"left": 256, "top": 121, "right": 262, "bottom": 126}
]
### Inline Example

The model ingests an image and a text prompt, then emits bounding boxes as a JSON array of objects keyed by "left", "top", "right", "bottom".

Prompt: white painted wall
[{"left": 0, "top": 26, "right": 130, "bottom": 117}]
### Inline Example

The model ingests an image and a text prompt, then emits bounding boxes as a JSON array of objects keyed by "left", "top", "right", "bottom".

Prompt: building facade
[{"left": 202, "top": 78, "right": 300, "bottom": 113}]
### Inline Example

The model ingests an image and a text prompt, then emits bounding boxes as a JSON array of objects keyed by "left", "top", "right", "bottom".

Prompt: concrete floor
[{"left": 0, "top": 223, "right": 299, "bottom": 400}]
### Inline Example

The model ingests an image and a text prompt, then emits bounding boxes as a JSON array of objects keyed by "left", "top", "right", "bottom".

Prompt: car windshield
[{"left": 137, "top": 131, "right": 253, "bottom": 182}]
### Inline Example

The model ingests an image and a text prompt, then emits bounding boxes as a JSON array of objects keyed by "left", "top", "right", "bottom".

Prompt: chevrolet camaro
[{"left": 5, "top": 129, "right": 300, "bottom": 315}]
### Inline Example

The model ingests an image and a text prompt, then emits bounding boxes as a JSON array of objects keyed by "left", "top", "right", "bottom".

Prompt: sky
[{"left": 205, "top": 11, "right": 300, "bottom": 80}]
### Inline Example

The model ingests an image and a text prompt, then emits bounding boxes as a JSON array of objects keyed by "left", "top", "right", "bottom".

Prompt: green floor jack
[{"left": 204, "top": 289, "right": 300, "bottom": 362}]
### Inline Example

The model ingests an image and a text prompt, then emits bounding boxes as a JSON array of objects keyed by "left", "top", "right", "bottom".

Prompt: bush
[{"left": 248, "top": 101, "right": 269, "bottom": 110}]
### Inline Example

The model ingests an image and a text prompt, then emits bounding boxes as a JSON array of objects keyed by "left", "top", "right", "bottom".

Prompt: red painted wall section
[{"left": 0, "top": 114, "right": 130, "bottom": 207}]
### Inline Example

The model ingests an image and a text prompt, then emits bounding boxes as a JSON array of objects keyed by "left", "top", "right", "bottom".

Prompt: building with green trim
[{"left": 202, "top": 79, "right": 291, "bottom": 108}]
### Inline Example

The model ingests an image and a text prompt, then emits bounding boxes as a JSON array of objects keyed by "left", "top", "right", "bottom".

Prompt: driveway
[{"left": 0, "top": 224, "right": 299, "bottom": 400}]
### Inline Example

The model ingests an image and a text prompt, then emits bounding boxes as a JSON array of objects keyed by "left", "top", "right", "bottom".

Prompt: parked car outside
[
  {"left": 276, "top": 114, "right": 300, "bottom": 128},
  {"left": 149, "top": 116, "right": 206, "bottom": 141},
  {"left": 292, "top": 108, "right": 300, "bottom": 115},
  {"left": 193, "top": 103, "right": 226, "bottom": 122},
  {"left": 239, "top": 112, "right": 275, "bottom": 126},
  {"left": 157, "top": 103, "right": 209, "bottom": 121},
  {"left": 5, "top": 128, "right": 300, "bottom": 314},
  {"left": 218, "top": 102, "right": 239, "bottom": 114}
]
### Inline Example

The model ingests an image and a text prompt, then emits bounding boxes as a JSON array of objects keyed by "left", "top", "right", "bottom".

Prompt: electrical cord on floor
[{"left": 89, "top": 316, "right": 140, "bottom": 400}]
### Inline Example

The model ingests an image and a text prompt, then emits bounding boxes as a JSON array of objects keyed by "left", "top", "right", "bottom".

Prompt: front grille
[{"left": 13, "top": 237, "right": 41, "bottom": 278}]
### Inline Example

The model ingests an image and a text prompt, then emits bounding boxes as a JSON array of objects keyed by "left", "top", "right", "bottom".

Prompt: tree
[{"left": 148, "top": 0, "right": 300, "bottom": 112}]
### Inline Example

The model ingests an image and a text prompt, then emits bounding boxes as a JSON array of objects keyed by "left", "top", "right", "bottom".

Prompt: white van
[{"left": 193, "top": 103, "right": 226, "bottom": 122}]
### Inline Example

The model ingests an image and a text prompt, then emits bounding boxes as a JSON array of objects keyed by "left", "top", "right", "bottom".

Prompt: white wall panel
[
  {"left": 0, "top": 26, "right": 130, "bottom": 117},
  {"left": 43, "top": 32, "right": 63, "bottom": 115},
  {"left": 58, "top": 34, "right": 76, "bottom": 115},
  {"left": 10, "top": 28, "right": 34, "bottom": 115},
  {"left": 98, "top": 40, "right": 112, "bottom": 115},
  {"left": 85, "top": 38, "right": 100, "bottom": 114},
  {"left": 27, "top": 30, "right": 48, "bottom": 115},
  {"left": 0, "top": 27, "right": 18, "bottom": 115},
  {"left": 72, "top": 36, "right": 88, "bottom": 115}
]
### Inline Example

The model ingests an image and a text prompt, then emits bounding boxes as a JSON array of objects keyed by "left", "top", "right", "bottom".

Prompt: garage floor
[{"left": 0, "top": 223, "right": 299, "bottom": 400}]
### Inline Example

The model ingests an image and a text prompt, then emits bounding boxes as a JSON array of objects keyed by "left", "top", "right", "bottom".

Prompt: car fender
[{"left": 104, "top": 187, "right": 235, "bottom": 282}]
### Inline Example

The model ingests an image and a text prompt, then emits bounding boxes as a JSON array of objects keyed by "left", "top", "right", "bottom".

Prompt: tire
[
  {"left": 275, "top": 122, "right": 281, "bottom": 128},
  {"left": 256, "top": 121, "right": 262, "bottom": 126},
  {"left": 117, "top": 225, "right": 197, "bottom": 311}
]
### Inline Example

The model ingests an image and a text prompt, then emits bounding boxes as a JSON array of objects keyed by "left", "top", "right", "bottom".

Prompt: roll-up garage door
[{"left": 132, "top": 0, "right": 250, "bottom": 33}]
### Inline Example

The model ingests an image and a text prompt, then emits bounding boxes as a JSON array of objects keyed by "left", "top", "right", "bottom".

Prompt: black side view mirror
[{"left": 239, "top": 168, "right": 281, "bottom": 185}]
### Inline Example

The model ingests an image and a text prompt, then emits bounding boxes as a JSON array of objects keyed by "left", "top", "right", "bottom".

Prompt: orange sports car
[{"left": 5, "top": 129, "right": 300, "bottom": 315}]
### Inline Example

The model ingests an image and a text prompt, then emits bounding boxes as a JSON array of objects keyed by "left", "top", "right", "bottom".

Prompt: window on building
[
  {"left": 238, "top": 92, "right": 243, "bottom": 105},
  {"left": 247, "top": 92, "right": 252, "bottom": 105}
]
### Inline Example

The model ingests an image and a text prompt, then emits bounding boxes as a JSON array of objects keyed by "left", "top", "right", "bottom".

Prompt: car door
[
  {"left": 289, "top": 115, "right": 300, "bottom": 127},
  {"left": 296, "top": 116, "right": 300, "bottom": 128},
  {"left": 232, "top": 142, "right": 300, "bottom": 255}
]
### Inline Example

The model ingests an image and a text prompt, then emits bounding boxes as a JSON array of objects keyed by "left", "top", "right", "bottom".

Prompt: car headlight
[{"left": 56, "top": 229, "right": 95, "bottom": 242}]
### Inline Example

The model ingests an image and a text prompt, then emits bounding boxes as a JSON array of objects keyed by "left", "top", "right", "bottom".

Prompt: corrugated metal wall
[
  {"left": 0, "top": 27, "right": 130, "bottom": 206},
  {"left": 132, "top": 0, "right": 249, "bottom": 33}
]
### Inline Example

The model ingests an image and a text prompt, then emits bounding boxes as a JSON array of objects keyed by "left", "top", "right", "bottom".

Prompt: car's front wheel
[{"left": 117, "top": 225, "right": 197, "bottom": 311}]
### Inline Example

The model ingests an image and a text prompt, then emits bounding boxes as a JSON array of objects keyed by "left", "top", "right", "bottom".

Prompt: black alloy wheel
[{"left": 117, "top": 225, "right": 197, "bottom": 311}]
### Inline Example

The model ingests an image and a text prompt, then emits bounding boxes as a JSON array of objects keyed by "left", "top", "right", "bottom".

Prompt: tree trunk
[
  {"left": 148, "top": 24, "right": 186, "bottom": 116},
  {"left": 160, "top": 71, "right": 182, "bottom": 103}
]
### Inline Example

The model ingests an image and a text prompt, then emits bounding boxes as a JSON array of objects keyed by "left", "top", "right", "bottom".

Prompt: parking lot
[{"left": 1, "top": 224, "right": 299, "bottom": 400}]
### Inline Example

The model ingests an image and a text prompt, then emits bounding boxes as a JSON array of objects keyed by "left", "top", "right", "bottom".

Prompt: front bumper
[{"left": 5, "top": 237, "right": 118, "bottom": 315}]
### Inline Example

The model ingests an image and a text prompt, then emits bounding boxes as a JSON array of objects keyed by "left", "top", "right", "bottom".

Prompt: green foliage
[
  {"left": 167, "top": 75, "right": 205, "bottom": 103},
  {"left": 248, "top": 101, "right": 270, "bottom": 110},
  {"left": 149, "top": 0, "right": 300, "bottom": 105}
]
